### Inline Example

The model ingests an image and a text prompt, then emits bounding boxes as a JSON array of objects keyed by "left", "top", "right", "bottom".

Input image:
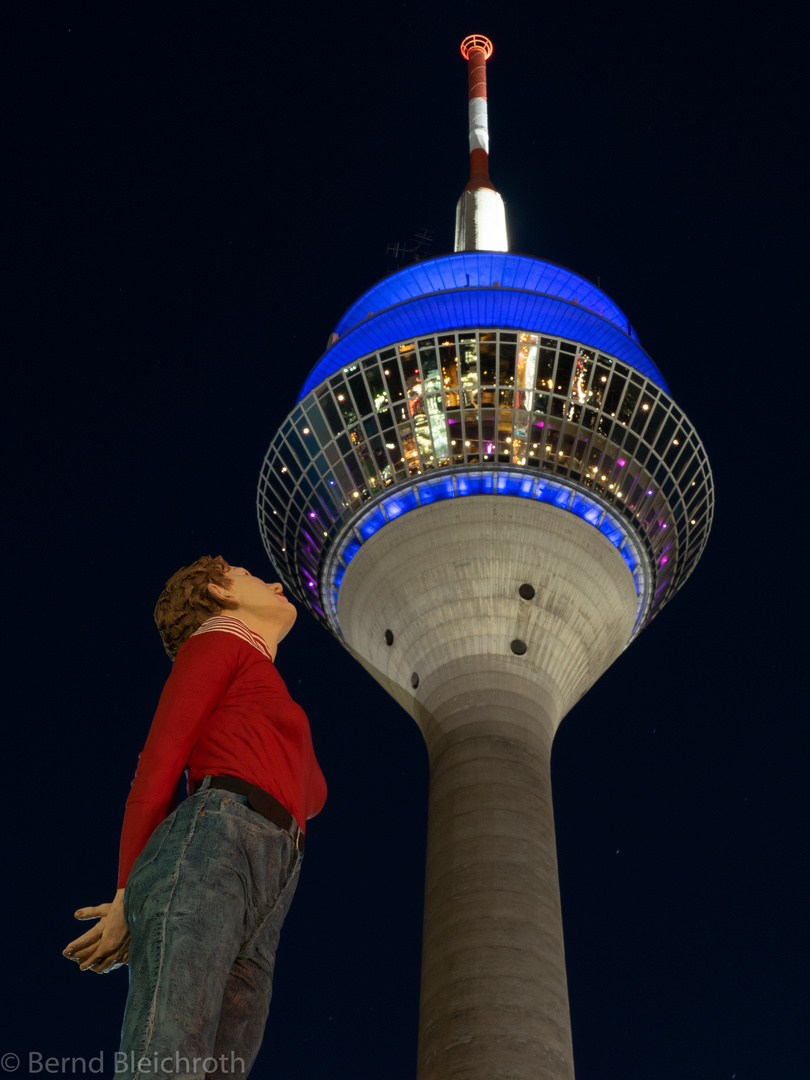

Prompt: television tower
[{"left": 258, "top": 34, "right": 713, "bottom": 1080}]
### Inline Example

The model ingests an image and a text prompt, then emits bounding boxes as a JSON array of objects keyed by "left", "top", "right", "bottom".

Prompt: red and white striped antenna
[
  {"left": 461, "top": 34, "right": 495, "bottom": 193},
  {"left": 454, "top": 34, "right": 508, "bottom": 252}
]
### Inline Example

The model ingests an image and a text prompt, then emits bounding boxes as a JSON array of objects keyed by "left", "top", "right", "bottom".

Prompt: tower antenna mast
[{"left": 455, "top": 34, "right": 508, "bottom": 252}]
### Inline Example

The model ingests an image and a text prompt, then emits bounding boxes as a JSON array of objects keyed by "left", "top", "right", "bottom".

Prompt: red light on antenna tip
[{"left": 460, "top": 34, "right": 493, "bottom": 60}]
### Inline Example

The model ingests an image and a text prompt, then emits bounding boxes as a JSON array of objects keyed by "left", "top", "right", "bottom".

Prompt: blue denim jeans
[{"left": 119, "top": 778, "right": 302, "bottom": 1079}]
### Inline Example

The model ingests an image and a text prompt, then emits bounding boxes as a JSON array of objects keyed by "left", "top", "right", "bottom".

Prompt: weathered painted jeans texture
[{"left": 119, "top": 778, "right": 302, "bottom": 1079}]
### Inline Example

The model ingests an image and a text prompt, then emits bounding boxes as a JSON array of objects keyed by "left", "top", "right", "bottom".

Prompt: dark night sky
[{"left": 5, "top": 2, "right": 808, "bottom": 1078}]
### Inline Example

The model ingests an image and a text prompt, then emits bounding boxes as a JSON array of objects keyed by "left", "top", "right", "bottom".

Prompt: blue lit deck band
[
  {"left": 298, "top": 253, "right": 667, "bottom": 400},
  {"left": 320, "top": 469, "right": 652, "bottom": 641},
  {"left": 299, "top": 291, "right": 664, "bottom": 401},
  {"left": 333, "top": 255, "right": 639, "bottom": 342},
  {"left": 257, "top": 328, "right": 713, "bottom": 640}
]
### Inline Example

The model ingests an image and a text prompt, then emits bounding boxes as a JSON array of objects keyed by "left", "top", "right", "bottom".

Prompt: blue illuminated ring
[{"left": 322, "top": 468, "right": 651, "bottom": 640}]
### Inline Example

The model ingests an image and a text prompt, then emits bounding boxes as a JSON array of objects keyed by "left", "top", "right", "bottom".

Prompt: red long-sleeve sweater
[{"left": 117, "top": 617, "right": 326, "bottom": 889}]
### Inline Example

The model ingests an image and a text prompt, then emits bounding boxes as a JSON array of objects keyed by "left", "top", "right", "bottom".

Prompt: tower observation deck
[{"left": 258, "top": 35, "right": 713, "bottom": 1080}]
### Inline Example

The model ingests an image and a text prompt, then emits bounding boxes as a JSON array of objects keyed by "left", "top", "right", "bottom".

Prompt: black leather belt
[{"left": 193, "top": 774, "right": 304, "bottom": 854}]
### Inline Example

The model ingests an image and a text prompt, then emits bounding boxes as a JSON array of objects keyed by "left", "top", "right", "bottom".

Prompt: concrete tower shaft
[{"left": 336, "top": 499, "right": 637, "bottom": 1079}]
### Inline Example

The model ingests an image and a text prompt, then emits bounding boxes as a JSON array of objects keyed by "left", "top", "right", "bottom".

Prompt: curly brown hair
[{"left": 154, "top": 555, "right": 237, "bottom": 660}]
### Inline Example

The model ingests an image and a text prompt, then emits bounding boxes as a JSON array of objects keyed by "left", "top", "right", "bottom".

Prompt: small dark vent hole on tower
[
  {"left": 510, "top": 639, "right": 528, "bottom": 656},
  {"left": 411, "top": 672, "right": 420, "bottom": 689},
  {"left": 384, "top": 629, "right": 394, "bottom": 646},
  {"left": 518, "top": 583, "right": 536, "bottom": 600}
]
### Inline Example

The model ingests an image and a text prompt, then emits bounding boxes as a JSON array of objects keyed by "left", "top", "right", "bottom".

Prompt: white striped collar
[{"left": 191, "top": 616, "right": 274, "bottom": 663}]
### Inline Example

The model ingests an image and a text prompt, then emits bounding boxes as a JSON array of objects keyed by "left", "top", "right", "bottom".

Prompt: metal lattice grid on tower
[{"left": 257, "top": 35, "right": 713, "bottom": 1080}]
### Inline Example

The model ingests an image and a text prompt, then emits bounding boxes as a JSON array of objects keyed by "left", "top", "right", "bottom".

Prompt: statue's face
[{"left": 217, "top": 565, "right": 297, "bottom": 634}]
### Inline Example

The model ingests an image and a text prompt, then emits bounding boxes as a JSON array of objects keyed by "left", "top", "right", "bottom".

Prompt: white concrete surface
[{"left": 337, "top": 497, "right": 639, "bottom": 1079}]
